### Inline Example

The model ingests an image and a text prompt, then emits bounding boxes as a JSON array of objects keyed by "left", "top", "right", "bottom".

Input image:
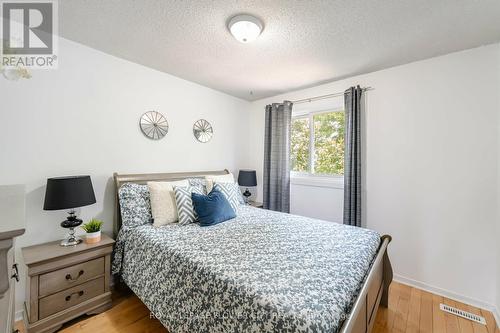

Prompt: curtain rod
[{"left": 292, "top": 86, "right": 373, "bottom": 104}]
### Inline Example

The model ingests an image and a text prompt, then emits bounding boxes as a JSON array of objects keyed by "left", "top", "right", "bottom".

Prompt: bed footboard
[
  {"left": 381, "top": 236, "right": 393, "bottom": 307},
  {"left": 339, "top": 234, "right": 392, "bottom": 333}
]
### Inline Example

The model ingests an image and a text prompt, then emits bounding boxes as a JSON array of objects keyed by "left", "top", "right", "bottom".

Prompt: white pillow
[
  {"left": 148, "top": 180, "right": 189, "bottom": 226},
  {"left": 205, "top": 173, "right": 235, "bottom": 192}
]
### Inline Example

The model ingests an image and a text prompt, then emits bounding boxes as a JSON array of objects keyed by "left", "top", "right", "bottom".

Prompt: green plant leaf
[{"left": 81, "top": 218, "right": 103, "bottom": 233}]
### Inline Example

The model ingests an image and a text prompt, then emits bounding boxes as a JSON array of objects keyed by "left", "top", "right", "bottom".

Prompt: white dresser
[{"left": 0, "top": 185, "right": 26, "bottom": 333}]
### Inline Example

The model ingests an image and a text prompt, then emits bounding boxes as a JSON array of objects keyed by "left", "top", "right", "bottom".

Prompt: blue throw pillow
[{"left": 191, "top": 189, "right": 236, "bottom": 227}]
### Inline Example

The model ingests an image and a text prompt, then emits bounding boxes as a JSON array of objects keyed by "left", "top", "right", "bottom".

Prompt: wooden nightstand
[
  {"left": 21, "top": 234, "right": 114, "bottom": 333},
  {"left": 247, "top": 201, "right": 264, "bottom": 208}
]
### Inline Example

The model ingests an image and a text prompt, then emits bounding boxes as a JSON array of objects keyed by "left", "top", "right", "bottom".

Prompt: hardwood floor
[
  {"left": 373, "top": 282, "right": 498, "bottom": 333},
  {"left": 15, "top": 282, "right": 499, "bottom": 333}
]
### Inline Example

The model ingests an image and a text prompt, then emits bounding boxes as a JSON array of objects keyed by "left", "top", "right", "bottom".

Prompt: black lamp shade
[
  {"left": 238, "top": 170, "right": 257, "bottom": 187},
  {"left": 43, "top": 176, "right": 96, "bottom": 211}
]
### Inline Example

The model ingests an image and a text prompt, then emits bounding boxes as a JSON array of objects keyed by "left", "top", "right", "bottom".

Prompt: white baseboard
[
  {"left": 15, "top": 309, "right": 23, "bottom": 322},
  {"left": 493, "top": 307, "right": 500, "bottom": 327},
  {"left": 493, "top": 306, "right": 500, "bottom": 330},
  {"left": 394, "top": 274, "right": 499, "bottom": 327}
]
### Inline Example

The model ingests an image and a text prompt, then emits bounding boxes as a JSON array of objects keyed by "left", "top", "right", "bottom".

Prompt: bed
[{"left": 112, "top": 170, "right": 392, "bottom": 333}]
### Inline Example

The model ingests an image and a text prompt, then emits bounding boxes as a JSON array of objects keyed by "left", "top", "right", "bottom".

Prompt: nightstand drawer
[
  {"left": 38, "top": 276, "right": 104, "bottom": 319},
  {"left": 39, "top": 257, "right": 104, "bottom": 297}
]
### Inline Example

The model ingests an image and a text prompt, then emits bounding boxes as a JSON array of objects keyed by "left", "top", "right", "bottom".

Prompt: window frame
[{"left": 290, "top": 107, "right": 345, "bottom": 183}]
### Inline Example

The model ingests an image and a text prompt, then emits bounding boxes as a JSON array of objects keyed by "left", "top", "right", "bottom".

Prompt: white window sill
[{"left": 290, "top": 175, "right": 344, "bottom": 189}]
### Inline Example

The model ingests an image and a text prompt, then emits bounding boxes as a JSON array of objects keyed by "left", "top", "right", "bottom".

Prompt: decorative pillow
[
  {"left": 187, "top": 178, "right": 207, "bottom": 193},
  {"left": 191, "top": 189, "right": 236, "bottom": 227},
  {"left": 173, "top": 185, "right": 205, "bottom": 225},
  {"left": 205, "top": 173, "right": 235, "bottom": 193},
  {"left": 148, "top": 180, "right": 189, "bottom": 226},
  {"left": 213, "top": 182, "right": 244, "bottom": 212},
  {"left": 118, "top": 183, "right": 152, "bottom": 228}
]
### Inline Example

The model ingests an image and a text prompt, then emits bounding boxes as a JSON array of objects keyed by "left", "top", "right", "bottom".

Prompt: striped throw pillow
[
  {"left": 213, "top": 182, "right": 244, "bottom": 212},
  {"left": 173, "top": 185, "right": 205, "bottom": 225}
]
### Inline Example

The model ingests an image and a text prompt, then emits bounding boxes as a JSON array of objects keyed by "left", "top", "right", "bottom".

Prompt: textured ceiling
[{"left": 59, "top": 0, "right": 500, "bottom": 101}]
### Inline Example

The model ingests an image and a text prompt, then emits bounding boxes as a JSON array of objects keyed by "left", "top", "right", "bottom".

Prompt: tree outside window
[{"left": 291, "top": 110, "right": 345, "bottom": 176}]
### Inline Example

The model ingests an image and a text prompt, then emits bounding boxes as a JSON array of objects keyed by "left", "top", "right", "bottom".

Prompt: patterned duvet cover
[{"left": 112, "top": 205, "right": 380, "bottom": 333}]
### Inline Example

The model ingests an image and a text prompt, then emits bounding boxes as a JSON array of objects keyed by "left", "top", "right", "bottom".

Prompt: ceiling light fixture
[{"left": 228, "top": 14, "right": 263, "bottom": 43}]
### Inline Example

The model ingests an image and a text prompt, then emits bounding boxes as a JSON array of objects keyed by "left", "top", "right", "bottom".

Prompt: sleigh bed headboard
[{"left": 112, "top": 169, "right": 229, "bottom": 235}]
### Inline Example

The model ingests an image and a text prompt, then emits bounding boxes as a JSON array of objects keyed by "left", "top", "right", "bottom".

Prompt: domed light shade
[{"left": 228, "top": 14, "right": 263, "bottom": 43}]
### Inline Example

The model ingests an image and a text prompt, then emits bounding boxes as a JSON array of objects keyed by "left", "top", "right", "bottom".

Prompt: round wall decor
[
  {"left": 193, "top": 119, "right": 213, "bottom": 143},
  {"left": 139, "top": 111, "right": 169, "bottom": 140}
]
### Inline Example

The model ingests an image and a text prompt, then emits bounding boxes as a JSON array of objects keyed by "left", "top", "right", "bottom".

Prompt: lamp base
[
  {"left": 243, "top": 188, "right": 252, "bottom": 204},
  {"left": 60, "top": 211, "right": 83, "bottom": 247},
  {"left": 60, "top": 233, "right": 82, "bottom": 246}
]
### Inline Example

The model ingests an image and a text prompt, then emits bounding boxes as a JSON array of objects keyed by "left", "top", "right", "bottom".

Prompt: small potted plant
[{"left": 81, "top": 219, "right": 103, "bottom": 244}]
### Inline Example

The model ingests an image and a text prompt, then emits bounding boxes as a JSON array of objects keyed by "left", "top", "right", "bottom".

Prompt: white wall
[
  {"left": 0, "top": 38, "right": 251, "bottom": 316},
  {"left": 496, "top": 45, "right": 500, "bottom": 324},
  {"left": 247, "top": 44, "right": 500, "bottom": 311},
  {"left": 497, "top": 223, "right": 500, "bottom": 323},
  {"left": 497, "top": 205, "right": 500, "bottom": 323},
  {"left": 290, "top": 182, "right": 343, "bottom": 222}
]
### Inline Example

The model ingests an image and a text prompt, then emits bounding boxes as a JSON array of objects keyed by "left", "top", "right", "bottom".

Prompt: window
[{"left": 291, "top": 110, "right": 345, "bottom": 176}]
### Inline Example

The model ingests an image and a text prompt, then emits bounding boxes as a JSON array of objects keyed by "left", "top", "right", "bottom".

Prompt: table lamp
[
  {"left": 43, "top": 176, "right": 96, "bottom": 246},
  {"left": 238, "top": 170, "right": 257, "bottom": 203}
]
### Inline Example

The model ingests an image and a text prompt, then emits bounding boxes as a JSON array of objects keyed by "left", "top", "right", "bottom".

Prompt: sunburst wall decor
[
  {"left": 193, "top": 119, "right": 213, "bottom": 143},
  {"left": 139, "top": 111, "right": 169, "bottom": 140}
]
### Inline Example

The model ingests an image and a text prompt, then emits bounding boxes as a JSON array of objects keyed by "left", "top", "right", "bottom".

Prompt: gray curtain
[
  {"left": 344, "top": 86, "right": 363, "bottom": 226},
  {"left": 263, "top": 101, "right": 293, "bottom": 212}
]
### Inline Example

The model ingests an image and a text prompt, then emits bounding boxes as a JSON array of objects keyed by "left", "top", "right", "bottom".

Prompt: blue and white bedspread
[{"left": 113, "top": 206, "right": 380, "bottom": 333}]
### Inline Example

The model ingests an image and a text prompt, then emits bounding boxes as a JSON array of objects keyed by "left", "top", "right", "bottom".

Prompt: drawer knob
[
  {"left": 65, "top": 270, "right": 84, "bottom": 281},
  {"left": 65, "top": 290, "right": 84, "bottom": 301}
]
